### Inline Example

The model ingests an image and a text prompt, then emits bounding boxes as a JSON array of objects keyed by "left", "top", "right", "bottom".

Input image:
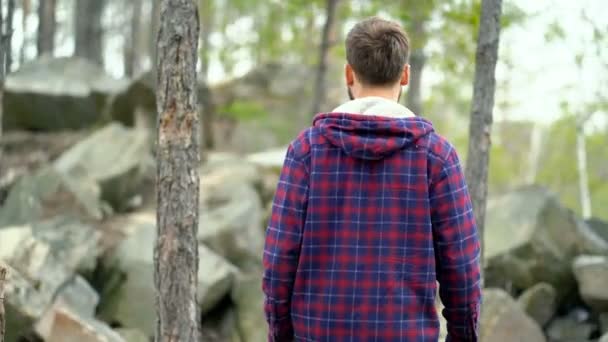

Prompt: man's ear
[
  {"left": 345, "top": 64, "right": 355, "bottom": 86},
  {"left": 400, "top": 64, "right": 410, "bottom": 86}
]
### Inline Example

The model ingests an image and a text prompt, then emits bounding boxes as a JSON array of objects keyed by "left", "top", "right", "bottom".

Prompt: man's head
[{"left": 345, "top": 17, "right": 410, "bottom": 101}]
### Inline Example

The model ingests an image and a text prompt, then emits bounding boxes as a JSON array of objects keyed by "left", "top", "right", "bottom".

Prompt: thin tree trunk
[
  {"left": 5, "top": 0, "right": 13, "bottom": 72},
  {"left": 74, "top": 0, "right": 106, "bottom": 65},
  {"left": 199, "top": 0, "right": 214, "bottom": 151},
  {"left": 576, "top": 122, "right": 592, "bottom": 219},
  {"left": 406, "top": 48, "right": 425, "bottom": 115},
  {"left": 0, "top": 266, "right": 6, "bottom": 342},
  {"left": 154, "top": 0, "right": 201, "bottom": 341},
  {"left": 526, "top": 124, "right": 543, "bottom": 184},
  {"left": 19, "top": 0, "right": 30, "bottom": 65},
  {"left": 150, "top": 0, "right": 161, "bottom": 68},
  {"left": 464, "top": 0, "right": 503, "bottom": 261},
  {"left": 311, "top": 0, "right": 339, "bottom": 116},
  {"left": 37, "top": 0, "right": 55, "bottom": 56},
  {"left": 124, "top": 0, "right": 143, "bottom": 77}
]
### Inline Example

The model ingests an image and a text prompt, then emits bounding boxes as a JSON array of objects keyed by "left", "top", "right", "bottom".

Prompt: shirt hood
[{"left": 313, "top": 99, "right": 434, "bottom": 160}]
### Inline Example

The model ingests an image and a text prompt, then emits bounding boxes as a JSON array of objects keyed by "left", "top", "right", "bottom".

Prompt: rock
[
  {"left": 246, "top": 148, "right": 286, "bottom": 172},
  {"left": 601, "top": 312, "right": 608, "bottom": 334},
  {"left": 587, "top": 218, "right": 608, "bottom": 244},
  {"left": 2, "top": 56, "right": 128, "bottom": 131},
  {"left": 517, "top": 282, "right": 557, "bottom": 326},
  {"left": 601, "top": 333, "right": 608, "bottom": 342},
  {"left": 0, "top": 167, "right": 104, "bottom": 227},
  {"left": 109, "top": 71, "right": 156, "bottom": 127},
  {"left": 0, "top": 218, "right": 101, "bottom": 341},
  {"left": 231, "top": 274, "right": 267, "bottom": 342},
  {"left": 573, "top": 255, "right": 608, "bottom": 311},
  {"left": 546, "top": 316, "right": 595, "bottom": 342},
  {"left": 47, "top": 309, "right": 125, "bottom": 342},
  {"left": 484, "top": 186, "right": 608, "bottom": 294},
  {"left": 480, "top": 288, "right": 546, "bottom": 342},
  {"left": 35, "top": 276, "right": 100, "bottom": 340},
  {"left": 99, "top": 220, "right": 238, "bottom": 336},
  {"left": 200, "top": 180, "right": 264, "bottom": 269},
  {"left": 53, "top": 122, "right": 153, "bottom": 212},
  {"left": 115, "top": 328, "right": 149, "bottom": 342}
]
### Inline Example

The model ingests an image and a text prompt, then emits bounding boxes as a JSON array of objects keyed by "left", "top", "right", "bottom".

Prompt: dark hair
[{"left": 346, "top": 17, "right": 410, "bottom": 86}]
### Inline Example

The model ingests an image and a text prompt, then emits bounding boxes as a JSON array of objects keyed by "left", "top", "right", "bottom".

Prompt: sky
[{"left": 6, "top": 0, "right": 607, "bottom": 129}]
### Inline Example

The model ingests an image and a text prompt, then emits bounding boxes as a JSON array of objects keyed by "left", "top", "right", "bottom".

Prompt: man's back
[{"left": 262, "top": 17, "right": 481, "bottom": 342}]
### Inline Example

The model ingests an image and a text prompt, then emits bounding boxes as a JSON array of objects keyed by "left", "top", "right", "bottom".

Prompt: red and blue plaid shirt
[{"left": 263, "top": 113, "right": 481, "bottom": 341}]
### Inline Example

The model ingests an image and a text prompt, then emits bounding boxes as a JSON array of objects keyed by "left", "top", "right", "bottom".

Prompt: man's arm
[
  {"left": 429, "top": 146, "right": 482, "bottom": 342},
  {"left": 262, "top": 145, "right": 309, "bottom": 341}
]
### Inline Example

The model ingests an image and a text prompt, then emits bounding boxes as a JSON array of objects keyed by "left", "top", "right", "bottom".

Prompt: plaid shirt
[{"left": 263, "top": 113, "right": 481, "bottom": 342}]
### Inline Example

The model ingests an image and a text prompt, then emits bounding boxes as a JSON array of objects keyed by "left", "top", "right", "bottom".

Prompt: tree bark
[
  {"left": 37, "top": 0, "right": 55, "bottom": 57},
  {"left": 464, "top": 0, "right": 503, "bottom": 260},
  {"left": 74, "top": 0, "right": 106, "bottom": 65},
  {"left": 19, "top": 0, "right": 30, "bottom": 65},
  {"left": 0, "top": 266, "right": 6, "bottom": 342},
  {"left": 124, "top": 0, "right": 143, "bottom": 77},
  {"left": 311, "top": 0, "right": 339, "bottom": 116},
  {"left": 154, "top": 0, "right": 201, "bottom": 341},
  {"left": 4, "top": 0, "right": 13, "bottom": 72},
  {"left": 1, "top": 0, "right": 15, "bottom": 143}
]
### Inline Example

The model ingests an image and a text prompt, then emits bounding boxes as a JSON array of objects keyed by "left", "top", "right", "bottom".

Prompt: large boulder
[
  {"left": 230, "top": 274, "right": 267, "bottom": 342},
  {"left": 484, "top": 186, "right": 608, "bottom": 294},
  {"left": 546, "top": 315, "right": 595, "bottom": 342},
  {"left": 0, "top": 218, "right": 101, "bottom": 341},
  {"left": 53, "top": 122, "right": 153, "bottom": 212},
  {"left": 2, "top": 56, "right": 128, "bottom": 131},
  {"left": 109, "top": 71, "right": 156, "bottom": 127},
  {"left": 572, "top": 255, "right": 608, "bottom": 311},
  {"left": 98, "top": 218, "right": 238, "bottom": 336},
  {"left": 0, "top": 167, "right": 105, "bottom": 227},
  {"left": 587, "top": 218, "right": 608, "bottom": 244},
  {"left": 601, "top": 333, "right": 608, "bottom": 342},
  {"left": 47, "top": 309, "right": 125, "bottom": 342},
  {"left": 480, "top": 288, "right": 546, "bottom": 342},
  {"left": 517, "top": 282, "right": 557, "bottom": 327},
  {"left": 200, "top": 176, "right": 265, "bottom": 269}
]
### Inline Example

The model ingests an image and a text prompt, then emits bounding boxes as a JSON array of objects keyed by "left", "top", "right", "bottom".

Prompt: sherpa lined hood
[{"left": 313, "top": 97, "right": 434, "bottom": 160}]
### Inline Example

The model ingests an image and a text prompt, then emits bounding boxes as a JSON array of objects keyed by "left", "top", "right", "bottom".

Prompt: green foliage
[{"left": 218, "top": 100, "right": 269, "bottom": 122}]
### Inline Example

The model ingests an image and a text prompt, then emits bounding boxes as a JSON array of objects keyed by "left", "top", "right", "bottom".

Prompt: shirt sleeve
[
  {"left": 429, "top": 147, "right": 482, "bottom": 342},
  {"left": 262, "top": 144, "right": 309, "bottom": 341}
]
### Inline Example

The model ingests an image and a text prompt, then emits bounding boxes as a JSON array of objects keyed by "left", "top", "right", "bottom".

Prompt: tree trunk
[
  {"left": 4, "top": 0, "right": 14, "bottom": 72},
  {"left": 74, "top": 0, "right": 106, "bottom": 65},
  {"left": 124, "top": 0, "right": 143, "bottom": 77},
  {"left": 19, "top": 0, "right": 30, "bottom": 65},
  {"left": 406, "top": 48, "right": 425, "bottom": 115},
  {"left": 37, "top": 0, "right": 55, "bottom": 56},
  {"left": 311, "top": 0, "right": 339, "bottom": 116},
  {"left": 0, "top": 266, "right": 6, "bottom": 342},
  {"left": 464, "top": 0, "right": 503, "bottom": 261},
  {"left": 1, "top": 0, "right": 15, "bottom": 143},
  {"left": 576, "top": 123, "right": 592, "bottom": 219},
  {"left": 154, "top": 0, "right": 201, "bottom": 341},
  {"left": 526, "top": 124, "right": 543, "bottom": 184},
  {"left": 149, "top": 0, "right": 161, "bottom": 68},
  {"left": 199, "top": 0, "right": 214, "bottom": 151}
]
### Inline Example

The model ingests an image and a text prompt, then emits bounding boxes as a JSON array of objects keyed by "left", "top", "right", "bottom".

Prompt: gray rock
[
  {"left": 2, "top": 56, "right": 128, "bottom": 131},
  {"left": 573, "top": 255, "right": 608, "bottom": 311},
  {"left": 199, "top": 180, "right": 264, "bottom": 269},
  {"left": 47, "top": 309, "right": 125, "bottom": 342},
  {"left": 53, "top": 122, "right": 153, "bottom": 212},
  {"left": 601, "top": 312, "right": 608, "bottom": 334},
  {"left": 231, "top": 274, "right": 267, "bottom": 342},
  {"left": 587, "top": 218, "right": 608, "bottom": 244},
  {"left": 99, "top": 219, "right": 238, "bottom": 336},
  {"left": 517, "top": 282, "right": 557, "bottom": 326},
  {"left": 0, "top": 167, "right": 104, "bottom": 227},
  {"left": 484, "top": 186, "right": 608, "bottom": 294},
  {"left": 109, "top": 71, "right": 156, "bottom": 127},
  {"left": 115, "top": 328, "right": 149, "bottom": 342},
  {"left": 0, "top": 218, "right": 101, "bottom": 341},
  {"left": 546, "top": 316, "right": 595, "bottom": 342},
  {"left": 35, "top": 276, "right": 100, "bottom": 340},
  {"left": 601, "top": 332, "right": 608, "bottom": 342},
  {"left": 480, "top": 288, "right": 546, "bottom": 342}
]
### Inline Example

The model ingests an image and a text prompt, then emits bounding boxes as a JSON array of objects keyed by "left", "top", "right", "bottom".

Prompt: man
[{"left": 263, "top": 17, "right": 481, "bottom": 342}]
